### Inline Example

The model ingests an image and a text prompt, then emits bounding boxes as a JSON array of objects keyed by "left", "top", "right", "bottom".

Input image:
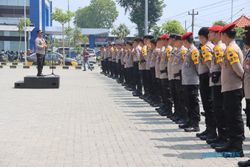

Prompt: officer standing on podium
[{"left": 35, "top": 30, "right": 47, "bottom": 76}]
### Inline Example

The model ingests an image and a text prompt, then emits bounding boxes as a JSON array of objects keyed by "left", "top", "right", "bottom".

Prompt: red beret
[
  {"left": 160, "top": 34, "right": 170, "bottom": 40},
  {"left": 220, "top": 23, "right": 236, "bottom": 33},
  {"left": 181, "top": 32, "right": 193, "bottom": 40},
  {"left": 209, "top": 25, "right": 223, "bottom": 32}
]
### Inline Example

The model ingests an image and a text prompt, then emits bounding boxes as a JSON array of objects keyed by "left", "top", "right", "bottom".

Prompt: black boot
[
  {"left": 184, "top": 124, "right": 200, "bottom": 132},
  {"left": 238, "top": 159, "right": 250, "bottom": 167},
  {"left": 196, "top": 129, "right": 208, "bottom": 138},
  {"left": 215, "top": 141, "right": 244, "bottom": 157}
]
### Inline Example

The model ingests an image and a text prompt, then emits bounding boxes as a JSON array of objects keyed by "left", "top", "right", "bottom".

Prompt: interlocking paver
[{"left": 0, "top": 66, "right": 248, "bottom": 167}]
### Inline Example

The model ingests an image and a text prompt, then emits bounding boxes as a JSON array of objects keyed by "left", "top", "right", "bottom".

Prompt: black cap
[
  {"left": 169, "top": 33, "right": 177, "bottom": 39},
  {"left": 198, "top": 27, "right": 209, "bottom": 38},
  {"left": 144, "top": 35, "right": 154, "bottom": 40},
  {"left": 37, "top": 30, "right": 43, "bottom": 33},
  {"left": 175, "top": 34, "right": 182, "bottom": 40}
]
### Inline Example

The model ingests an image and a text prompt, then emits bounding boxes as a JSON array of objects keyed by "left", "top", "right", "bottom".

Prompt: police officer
[
  {"left": 35, "top": 30, "right": 47, "bottom": 76},
  {"left": 196, "top": 27, "right": 216, "bottom": 140},
  {"left": 215, "top": 23, "right": 244, "bottom": 157},
  {"left": 171, "top": 34, "right": 188, "bottom": 124},
  {"left": 132, "top": 38, "right": 143, "bottom": 96},
  {"left": 168, "top": 34, "right": 179, "bottom": 122},
  {"left": 155, "top": 36, "right": 166, "bottom": 115},
  {"left": 179, "top": 32, "right": 200, "bottom": 132},
  {"left": 158, "top": 34, "right": 173, "bottom": 116},
  {"left": 238, "top": 25, "right": 250, "bottom": 167},
  {"left": 207, "top": 25, "right": 228, "bottom": 148}
]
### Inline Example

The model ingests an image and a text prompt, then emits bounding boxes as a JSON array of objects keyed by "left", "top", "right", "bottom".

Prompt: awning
[
  {"left": 45, "top": 26, "right": 110, "bottom": 36},
  {"left": 0, "top": 24, "right": 34, "bottom": 32}
]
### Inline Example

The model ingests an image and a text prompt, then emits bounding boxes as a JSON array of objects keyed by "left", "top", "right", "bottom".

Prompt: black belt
[{"left": 160, "top": 70, "right": 167, "bottom": 74}]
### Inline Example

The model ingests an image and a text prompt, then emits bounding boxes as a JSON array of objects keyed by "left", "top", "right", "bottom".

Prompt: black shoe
[
  {"left": 184, "top": 126, "right": 200, "bottom": 132},
  {"left": 175, "top": 119, "right": 186, "bottom": 125},
  {"left": 200, "top": 133, "right": 217, "bottom": 141},
  {"left": 215, "top": 141, "right": 244, "bottom": 157},
  {"left": 179, "top": 123, "right": 190, "bottom": 129},
  {"left": 238, "top": 159, "right": 250, "bottom": 167},
  {"left": 196, "top": 130, "right": 207, "bottom": 138},
  {"left": 206, "top": 137, "right": 220, "bottom": 144},
  {"left": 211, "top": 140, "right": 227, "bottom": 149}
]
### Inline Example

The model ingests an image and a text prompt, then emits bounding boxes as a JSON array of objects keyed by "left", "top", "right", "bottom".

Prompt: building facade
[{"left": 0, "top": 0, "right": 52, "bottom": 51}]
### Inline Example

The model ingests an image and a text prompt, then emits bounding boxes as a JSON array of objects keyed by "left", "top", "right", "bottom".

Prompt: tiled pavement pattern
[{"left": 0, "top": 66, "right": 249, "bottom": 167}]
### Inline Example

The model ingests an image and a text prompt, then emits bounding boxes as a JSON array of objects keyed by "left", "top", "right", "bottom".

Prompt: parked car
[
  {"left": 0, "top": 51, "right": 8, "bottom": 62},
  {"left": 27, "top": 51, "right": 78, "bottom": 66},
  {"left": 56, "top": 47, "right": 78, "bottom": 59}
]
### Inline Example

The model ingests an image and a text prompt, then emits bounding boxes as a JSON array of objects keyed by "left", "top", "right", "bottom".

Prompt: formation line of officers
[{"left": 100, "top": 23, "right": 250, "bottom": 166}]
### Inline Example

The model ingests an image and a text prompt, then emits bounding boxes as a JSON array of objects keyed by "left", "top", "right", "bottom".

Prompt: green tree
[
  {"left": 111, "top": 24, "right": 130, "bottom": 40},
  {"left": 75, "top": 0, "right": 118, "bottom": 28},
  {"left": 52, "top": 8, "right": 74, "bottom": 64},
  {"left": 161, "top": 20, "right": 185, "bottom": 35},
  {"left": 17, "top": 18, "right": 31, "bottom": 53},
  {"left": 213, "top": 20, "right": 227, "bottom": 26},
  {"left": 152, "top": 25, "right": 163, "bottom": 38},
  {"left": 235, "top": 27, "right": 244, "bottom": 38},
  {"left": 117, "top": 0, "right": 165, "bottom": 37}
]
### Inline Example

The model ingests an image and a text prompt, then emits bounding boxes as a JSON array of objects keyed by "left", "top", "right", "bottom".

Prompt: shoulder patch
[
  {"left": 214, "top": 45, "right": 224, "bottom": 64},
  {"left": 226, "top": 47, "right": 240, "bottom": 65},
  {"left": 191, "top": 49, "right": 200, "bottom": 65},
  {"left": 201, "top": 45, "right": 212, "bottom": 62}
]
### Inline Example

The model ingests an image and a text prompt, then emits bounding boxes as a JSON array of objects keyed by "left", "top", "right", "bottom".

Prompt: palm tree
[{"left": 17, "top": 18, "right": 31, "bottom": 54}]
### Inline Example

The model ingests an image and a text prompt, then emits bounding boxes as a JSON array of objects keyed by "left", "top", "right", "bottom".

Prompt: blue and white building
[{"left": 0, "top": 0, "right": 52, "bottom": 51}]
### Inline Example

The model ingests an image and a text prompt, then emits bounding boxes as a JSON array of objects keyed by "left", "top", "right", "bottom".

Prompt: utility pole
[
  {"left": 231, "top": 0, "right": 234, "bottom": 22},
  {"left": 145, "top": 0, "right": 148, "bottom": 35},
  {"left": 188, "top": 9, "right": 198, "bottom": 34},
  {"left": 24, "top": 0, "right": 27, "bottom": 64},
  {"left": 185, "top": 20, "right": 187, "bottom": 32}
]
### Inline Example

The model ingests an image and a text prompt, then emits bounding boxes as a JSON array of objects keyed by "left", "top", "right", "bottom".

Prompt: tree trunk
[{"left": 62, "top": 23, "right": 65, "bottom": 66}]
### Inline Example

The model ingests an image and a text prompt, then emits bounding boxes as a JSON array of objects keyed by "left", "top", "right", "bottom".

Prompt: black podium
[{"left": 15, "top": 75, "right": 60, "bottom": 89}]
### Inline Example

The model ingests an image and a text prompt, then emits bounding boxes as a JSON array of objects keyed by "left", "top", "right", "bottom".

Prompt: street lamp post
[
  {"left": 24, "top": 0, "right": 27, "bottom": 64},
  {"left": 145, "top": 0, "right": 148, "bottom": 35}
]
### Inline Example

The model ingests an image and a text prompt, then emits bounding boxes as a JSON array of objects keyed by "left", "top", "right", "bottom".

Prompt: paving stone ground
[{"left": 0, "top": 65, "right": 249, "bottom": 167}]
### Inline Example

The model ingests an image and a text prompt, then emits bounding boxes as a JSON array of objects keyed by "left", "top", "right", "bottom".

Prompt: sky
[{"left": 51, "top": 0, "right": 250, "bottom": 35}]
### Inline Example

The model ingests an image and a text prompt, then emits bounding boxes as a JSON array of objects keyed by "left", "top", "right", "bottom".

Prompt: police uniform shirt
[
  {"left": 150, "top": 49, "right": 156, "bottom": 68},
  {"left": 159, "top": 46, "right": 168, "bottom": 79},
  {"left": 221, "top": 40, "right": 244, "bottom": 92},
  {"left": 201, "top": 41, "right": 215, "bottom": 86},
  {"left": 132, "top": 48, "right": 139, "bottom": 62},
  {"left": 210, "top": 41, "right": 226, "bottom": 86},
  {"left": 126, "top": 50, "right": 134, "bottom": 68},
  {"left": 168, "top": 46, "right": 176, "bottom": 80},
  {"left": 181, "top": 44, "right": 200, "bottom": 85},
  {"left": 199, "top": 42, "right": 212, "bottom": 75},
  {"left": 172, "top": 46, "right": 187, "bottom": 80},
  {"left": 138, "top": 45, "right": 146, "bottom": 70},
  {"left": 244, "top": 49, "right": 250, "bottom": 99},
  {"left": 35, "top": 37, "right": 46, "bottom": 55},
  {"left": 116, "top": 48, "right": 121, "bottom": 63},
  {"left": 155, "top": 48, "right": 161, "bottom": 79}
]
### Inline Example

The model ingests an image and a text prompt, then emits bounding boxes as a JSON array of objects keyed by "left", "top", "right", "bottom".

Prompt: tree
[
  {"left": 235, "top": 27, "right": 244, "bottom": 38},
  {"left": 161, "top": 20, "right": 185, "bottom": 35},
  {"left": 52, "top": 8, "right": 74, "bottom": 65},
  {"left": 17, "top": 18, "right": 31, "bottom": 53},
  {"left": 75, "top": 0, "right": 118, "bottom": 28},
  {"left": 213, "top": 20, "right": 227, "bottom": 26},
  {"left": 117, "top": 0, "right": 165, "bottom": 37},
  {"left": 111, "top": 24, "right": 130, "bottom": 40},
  {"left": 151, "top": 25, "right": 163, "bottom": 38}
]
